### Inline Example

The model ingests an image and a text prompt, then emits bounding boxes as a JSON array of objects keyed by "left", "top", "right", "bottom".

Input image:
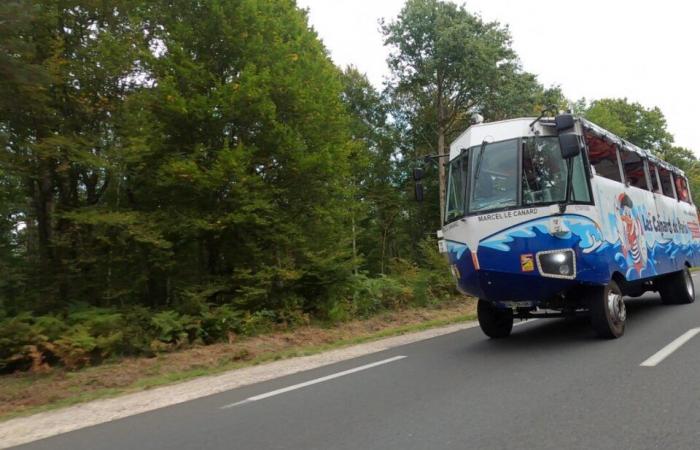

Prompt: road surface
[{"left": 13, "top": 275, "right": 700, "bottom": 450}]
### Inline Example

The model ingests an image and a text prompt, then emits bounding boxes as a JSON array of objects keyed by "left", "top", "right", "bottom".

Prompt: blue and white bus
[{"left": 436, "top": 114, "right": 699, "bottom": 338}]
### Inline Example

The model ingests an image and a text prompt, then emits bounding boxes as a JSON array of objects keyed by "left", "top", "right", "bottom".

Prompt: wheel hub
[
  {"left": 684, "top": 270, "right": 694, "bottom": 298},
  {"left": 607, "top": 291, "right": 626, "bottom": 325}
]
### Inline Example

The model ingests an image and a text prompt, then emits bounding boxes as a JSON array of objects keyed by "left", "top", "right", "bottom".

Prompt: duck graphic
[{"left": 616, "top": 193, "right": 647, "bottom": 275}]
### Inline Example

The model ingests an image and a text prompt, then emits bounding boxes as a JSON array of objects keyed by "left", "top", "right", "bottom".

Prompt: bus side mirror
[
  {"left": 555, "top": 114, "right": 575, "bottom": 132},
  {"left": 413, "top": 167, "right": 425, "bottom": 181},
  {"left": 414, "top": 182, "right": 425, "bottom": 202},
  {"left": 559, "top": 133, "right": 581, "bottom": 159}
]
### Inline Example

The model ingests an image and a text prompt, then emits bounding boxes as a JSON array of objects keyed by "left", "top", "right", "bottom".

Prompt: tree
[
  {"left": 0, "top": 0, "right": 359, "bottom": 314},
  {"left": 382, "top": 0, "right": 551, "bottom": 222},
  {"left": 0, "top": 0, "right": 146, "bottom": 309},
  {"left": 584, "top": 98, "right": 673, "bottom": 152},
  {"left": 340, "top": 67, "right": 414, "bottom": 274},
  {"left": 118, "top": 0, "right": 356, "bottom": 311}
]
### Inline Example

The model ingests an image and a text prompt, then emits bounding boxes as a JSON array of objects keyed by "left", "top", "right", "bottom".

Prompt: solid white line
[
  {"left": 640, "top": 328, "right": 700, "bottom": 367},
  {"left": 220, "top": 355, "right": 407, "bottom": 409}
]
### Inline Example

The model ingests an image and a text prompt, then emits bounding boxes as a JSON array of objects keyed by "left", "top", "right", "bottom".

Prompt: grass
[{"left": 0, "top": 298, "right": 476, "bottom": 422}]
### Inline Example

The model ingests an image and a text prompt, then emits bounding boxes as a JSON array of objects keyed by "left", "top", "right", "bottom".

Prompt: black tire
[
  {"left": 589, "top": 280, "right": 626, "bottom": 339},
  {"left": 477, "top": 299, "right": 513, "bottom": 339},
  {"left": 659, "top": 267, "right": 695, "bottom": 305}
]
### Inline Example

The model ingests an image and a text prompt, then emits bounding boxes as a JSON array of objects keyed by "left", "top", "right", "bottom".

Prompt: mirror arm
[{"left": 423, "top": 153, "right": 451, "bottom": 166}]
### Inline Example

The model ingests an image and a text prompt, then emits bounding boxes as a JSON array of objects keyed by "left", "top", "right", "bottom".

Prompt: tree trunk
[
  {"left": 436, "top": 78, "right": 446, "bottom": 224},
  {"left": 351, "top": 214, "right": 358, "bottom": 275},
  {"left": 34, "top": 167, "right": 54, "bottom": 265},
  {"left": 438, "top": 129, "right": 446, "bottom": 224}
]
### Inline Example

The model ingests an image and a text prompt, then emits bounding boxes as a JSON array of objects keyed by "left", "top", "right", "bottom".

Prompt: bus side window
[
  {"left": 620, "top": 150, "right": 649, "bottom": 191},
  {"left": 586, "top": 134, "right": 622, "bottom": 182},
  {"left": 659, "top": 168, "right": 676, "bottom": 199},
  {"left": 674, "top": 174, "right": 691, "bottom": 204},
  {"left": 648, "top": 162, "right": 661, "bottom": 194}
]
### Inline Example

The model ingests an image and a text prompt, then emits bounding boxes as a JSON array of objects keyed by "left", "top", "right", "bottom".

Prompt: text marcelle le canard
[{"left": 477, "top": 208, "right": 538, "bottom": 222}]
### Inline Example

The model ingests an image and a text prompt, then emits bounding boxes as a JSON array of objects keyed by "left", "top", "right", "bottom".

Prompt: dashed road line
[
  {"left": 640, "top": 328, "right": 700, "bottom": 367},
  {"left": 220, "top": 355, "right": 407, "bottom": 409}
]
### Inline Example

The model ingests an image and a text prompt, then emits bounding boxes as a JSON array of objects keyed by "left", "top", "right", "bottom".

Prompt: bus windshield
[
  {"left": 444, "top": 136, "right": 590, "bottom": 221},
  {"left": 469, "top": 139, "right": 519, "bottom": 213}
]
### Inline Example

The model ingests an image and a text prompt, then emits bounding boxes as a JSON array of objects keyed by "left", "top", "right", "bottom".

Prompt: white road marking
[
  {"left": 640, "top": 328, "right": 700, "bottom": 367},
  {"left": 220, "top": 355, "right": 407, "bottom": 409}
]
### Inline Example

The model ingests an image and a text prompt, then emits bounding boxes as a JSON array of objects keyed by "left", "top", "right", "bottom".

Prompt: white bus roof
[
  {"left": 450, "top": 116, "right": 686, "bottom": 177},
  {"left": 576, "top": 118, "right": 684, "bottom": 176}
]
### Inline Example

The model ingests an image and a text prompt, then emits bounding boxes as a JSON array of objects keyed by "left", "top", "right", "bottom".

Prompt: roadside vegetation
[
  {"left": 1, "top": 240, "right": 457, "bottom": 372},
  {"left": 1, "top": 0, "right": 698, "bottom": 380},
  {"left": 0, "top": 296, "right": 476, "bottom": 421}
]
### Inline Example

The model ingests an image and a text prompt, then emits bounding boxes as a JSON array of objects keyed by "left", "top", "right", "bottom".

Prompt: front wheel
[
  {"left": 589, "top": 280, "right": 626, "bottom": 339},
  {"left": 477, "top": 299, "right": 513, "bottom": 339},
  {"left": 660, "top": 267, "right": 695, "bottom": 305}
]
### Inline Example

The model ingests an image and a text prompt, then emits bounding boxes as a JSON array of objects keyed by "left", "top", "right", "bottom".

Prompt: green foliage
[
  {"left": 583, "top": 98, "right": 673, "bottom": 152},
  {"left": 0, "top": 314, "right": 34, "bottom": 372},
  {"left": 0, "top": 0, "right": 356, "bottom": 314},
  {"left": 52, "top": 326, "right": 99, "bottom": 370},
  {"left": 3, "top": 0, "right": 695, "bottom": 377},
  {"left": 199, "top": 305, "right": 243, "bottom": 344},
  {"left": 151, "top": 311, "right": 191, "bottom": 346},
  {"left": 241, "top": 310, "right": 277, "bottom": 337}
]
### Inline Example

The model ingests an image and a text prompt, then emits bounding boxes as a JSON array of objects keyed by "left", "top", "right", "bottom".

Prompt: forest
[{"left": 1, "top": 0, "right": 699, "bottom": 372}]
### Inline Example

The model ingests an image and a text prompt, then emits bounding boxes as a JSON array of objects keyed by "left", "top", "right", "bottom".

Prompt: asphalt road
[{"left": 14, "top": 275, "right": 700, "bottom": 450}]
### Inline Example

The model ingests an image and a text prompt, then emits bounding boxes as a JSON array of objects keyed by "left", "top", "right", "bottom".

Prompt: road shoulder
[{"left": 0, "top": 320, "right": 478, "bottom": 449}]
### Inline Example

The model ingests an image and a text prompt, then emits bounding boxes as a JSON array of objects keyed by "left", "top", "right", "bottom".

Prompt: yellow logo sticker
[{"left": 520, "top": 254, "right": 534, "bottom": 272}]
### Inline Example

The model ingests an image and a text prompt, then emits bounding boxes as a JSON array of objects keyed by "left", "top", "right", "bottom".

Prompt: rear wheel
[
  {"left": 589, "top": 280, "right": 626, "bottom": 339},
  {"left": 660, "top": 267, "right": 695, "bottom": 305},
  {"left": 477, "top": 299, "right": 513, "bottom": 339}
]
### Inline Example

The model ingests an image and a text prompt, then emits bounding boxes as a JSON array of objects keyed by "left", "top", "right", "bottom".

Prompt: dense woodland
[{"left": 2, "top": 0, "right": 699, "bottom": 372}]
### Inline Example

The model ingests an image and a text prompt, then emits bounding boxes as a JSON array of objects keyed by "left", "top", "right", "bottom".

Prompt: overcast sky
[{"left": 297, "top": 0, "right": 700, "bottom": 153}]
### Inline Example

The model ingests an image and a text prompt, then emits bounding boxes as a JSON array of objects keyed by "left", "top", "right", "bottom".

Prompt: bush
[
  {"left": 241, "top": 310, "right": 276, "bottom": 336},
  {"left": 416, "top": 238, "right": 455, "bottom": 301},
  {"left": 151, "top": 310, "right": 190, "bottom": 347},
  {"left": 120, "top": 306, "right": 157, "bottom": 355},
  {"left": 0, "top": 244, "right": 458, "bottom": 373},
  {"left": 276, "top": 295, "right": 310, "bottom": 328},
  {"left": 0, "top": 313, "right": 34, "bottom": 372},
  {"left": 348, "top": 272, "right": 412, "bottom": 317},
  {"left": 0, "top": 304, "right": 242, "bottom": 367},
  {"left": 326, "top": 299, "right": 352, "bottom": 323},
  {"left": 199, "top": 305, "right": 242, "bottom": 344},
  {"left": 52, "top": 325, "right": 98, "bottom": 369}
]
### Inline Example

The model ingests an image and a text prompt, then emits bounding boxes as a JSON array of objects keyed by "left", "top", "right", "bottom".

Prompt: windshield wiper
[{"left": 472, "top": 140, "right": 488, "bottom": 188}]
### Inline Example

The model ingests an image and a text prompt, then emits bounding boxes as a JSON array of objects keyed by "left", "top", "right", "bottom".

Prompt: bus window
[
  {"left": 620, "top": 150, "right": 649, "bottom": 191},
  {"left": 521, "top": 137, "right": 590, "bottom": 205},
  {"left": 659, "top": 167, "right": 676, "bottom": 198},
  {"left": 648, "top": 162, "right": 661, "bottom": 194},
  {"left": 469, "top": 140, "right": 519, "bottom": 213},
  {"left": 674, "top": 175, "right": 691, "bottom": 203},
  {"left": 586, "top": 134, "right": 622, "bottom": 182},
  {"left": 522, "top": 137, "right": 566, "bottom": 204},
  {"left": 445, "top": 153, "right": 469, "bottom": 222},
  {"left": 570, "top": 150, "right": 591, "bottom": 202}
]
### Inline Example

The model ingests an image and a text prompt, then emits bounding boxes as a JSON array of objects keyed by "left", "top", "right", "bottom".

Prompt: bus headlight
[{"left": 536, "top": 249, "right": 576, "bottom": 279}]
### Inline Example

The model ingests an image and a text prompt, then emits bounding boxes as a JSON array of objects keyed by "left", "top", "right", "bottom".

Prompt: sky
[{"left": 297, "top": 0, "right": 700, "bottom": 153}]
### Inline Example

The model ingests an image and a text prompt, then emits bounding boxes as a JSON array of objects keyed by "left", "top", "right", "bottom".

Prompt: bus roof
[
  {"left": 451, "top": 116, "right": 686, "bottom": 177},
  {"left": 574, "top": 117, "right": 685, "bottom": 176}
]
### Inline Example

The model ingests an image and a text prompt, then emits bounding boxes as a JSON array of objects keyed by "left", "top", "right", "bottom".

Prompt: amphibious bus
[{"left": 433, "top": 114, "right": 699, "bottom": 338}]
